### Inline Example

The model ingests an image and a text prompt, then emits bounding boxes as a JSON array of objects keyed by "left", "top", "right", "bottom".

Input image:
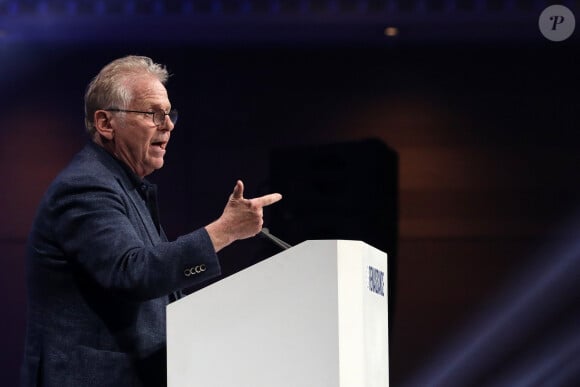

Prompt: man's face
[{"left": 109, "top": 75, "right": 174, "bottom": 178}]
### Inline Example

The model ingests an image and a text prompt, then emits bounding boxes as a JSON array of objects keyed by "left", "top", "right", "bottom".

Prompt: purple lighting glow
[{"left": 403, "top": 218, "right": 580, "bottom": 386}]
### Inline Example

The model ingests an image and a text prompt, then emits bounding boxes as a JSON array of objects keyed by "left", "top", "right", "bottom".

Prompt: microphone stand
[{"left": 259, "top": 227, "right": 292, "bottom": 250}]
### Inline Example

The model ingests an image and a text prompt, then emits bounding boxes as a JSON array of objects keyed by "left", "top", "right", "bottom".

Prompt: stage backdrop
[{"left": 2, "top": 22, "right": 580, "bottom": 386}]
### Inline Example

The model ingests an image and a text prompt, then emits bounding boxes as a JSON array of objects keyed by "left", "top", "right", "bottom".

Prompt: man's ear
[{"left": 94, "top": 110, "right": 114, "bottom": 140}]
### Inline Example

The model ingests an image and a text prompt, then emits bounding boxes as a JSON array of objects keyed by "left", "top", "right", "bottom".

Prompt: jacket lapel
[{"left": 119, "top": 177, "right": 163, "bottom": 244}]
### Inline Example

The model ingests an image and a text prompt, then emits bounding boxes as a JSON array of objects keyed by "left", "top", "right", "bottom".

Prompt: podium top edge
[{"left": 292, "top": 239, "right": 387, "bottom": 254}]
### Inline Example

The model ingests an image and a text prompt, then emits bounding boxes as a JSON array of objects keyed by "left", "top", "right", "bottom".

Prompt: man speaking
[{"left": 21, "top": 55, "right": 282, "bottom": 386}]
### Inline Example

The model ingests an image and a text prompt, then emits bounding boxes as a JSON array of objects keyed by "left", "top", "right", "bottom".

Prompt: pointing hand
[{"left": 205, "top": 180, "right": 282, "bottom": 252}]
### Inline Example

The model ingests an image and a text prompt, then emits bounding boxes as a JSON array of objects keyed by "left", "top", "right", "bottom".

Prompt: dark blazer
[{"left": 21, "top": 141, "right": 221, "bottom": 387}]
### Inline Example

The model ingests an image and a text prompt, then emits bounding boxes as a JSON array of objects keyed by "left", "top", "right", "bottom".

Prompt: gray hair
[{"left": 84, "top": 55, "right": 169, "bottom": 136}]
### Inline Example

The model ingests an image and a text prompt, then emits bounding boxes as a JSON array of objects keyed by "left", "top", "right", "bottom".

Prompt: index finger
[{"left": 251, "top": 193, "right": 283, "bottom": 208}]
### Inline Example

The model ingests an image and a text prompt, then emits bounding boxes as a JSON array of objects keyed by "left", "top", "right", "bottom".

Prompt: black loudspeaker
[
  {"left": 269, "top": 138, "right": 398, "bottom": 258},
  {"left": 269, "top": 138, "right": 398, "bottom": 334}
]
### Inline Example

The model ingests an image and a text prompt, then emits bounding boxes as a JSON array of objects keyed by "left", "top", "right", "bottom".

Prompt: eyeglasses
[{"left": 105, "top": 108, "right": 178, "bottom": 126}]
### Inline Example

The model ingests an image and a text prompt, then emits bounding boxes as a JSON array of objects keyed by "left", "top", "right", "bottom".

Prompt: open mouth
[{"left": 151, "top": 141, "right": 167, "bottom": 150}]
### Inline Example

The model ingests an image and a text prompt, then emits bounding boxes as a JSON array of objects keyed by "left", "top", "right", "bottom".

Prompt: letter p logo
[
  {"left": 550, "top": 15, "right": 566, "bottom": 30},
  {"left": 539, "top": 5, "right": 575, "bottom": 41}
]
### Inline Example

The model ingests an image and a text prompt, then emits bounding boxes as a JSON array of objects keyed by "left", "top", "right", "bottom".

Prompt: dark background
[{"left": 2, "top": 1, "right": 580, "bottom": 385}]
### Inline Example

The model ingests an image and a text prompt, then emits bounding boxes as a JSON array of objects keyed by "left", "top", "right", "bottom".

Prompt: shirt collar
[{"left": 89, "top": 141, "right": 155, "bottom": 199}]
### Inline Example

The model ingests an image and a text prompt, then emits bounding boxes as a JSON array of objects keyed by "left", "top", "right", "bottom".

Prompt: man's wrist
[{"left": 204, "top": 220, "right": 234, "bottom": 252}]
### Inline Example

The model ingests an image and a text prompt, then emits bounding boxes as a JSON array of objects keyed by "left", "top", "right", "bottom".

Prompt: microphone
[{"left": 260, "top": 227, "right": 292, "bottom": 250}]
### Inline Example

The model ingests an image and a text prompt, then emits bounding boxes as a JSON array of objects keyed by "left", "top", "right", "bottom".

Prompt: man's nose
[{"left": 160, "top": 115, "right": 174, "bottom": 131}]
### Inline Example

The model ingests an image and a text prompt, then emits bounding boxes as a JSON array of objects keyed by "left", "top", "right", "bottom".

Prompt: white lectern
[{"left": 167, "top": 240, "right": 388, "bottom": 387}]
